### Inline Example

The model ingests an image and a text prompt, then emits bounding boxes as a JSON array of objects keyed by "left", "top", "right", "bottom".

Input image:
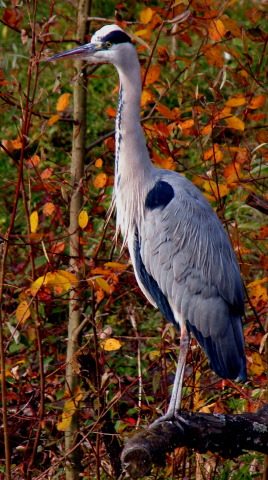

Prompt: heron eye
[{"left": 106, "top": 41, "right": 112, "bottom": 49}]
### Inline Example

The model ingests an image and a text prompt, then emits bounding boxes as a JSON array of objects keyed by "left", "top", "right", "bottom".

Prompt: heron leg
[{"left": 150, "top": 326, "right": 190, "bottom": 426}]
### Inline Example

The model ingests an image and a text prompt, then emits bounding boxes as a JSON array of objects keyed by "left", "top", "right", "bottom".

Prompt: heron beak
[{"left": 47, "top": 43, "right": 101, "bottom": 62}]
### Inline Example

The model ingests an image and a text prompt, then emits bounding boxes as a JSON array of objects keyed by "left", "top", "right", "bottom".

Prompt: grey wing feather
[{"left": 135, "top": 169, "right": 246, "bottom": 380}]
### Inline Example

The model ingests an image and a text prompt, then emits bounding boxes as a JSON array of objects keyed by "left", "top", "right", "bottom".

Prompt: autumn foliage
[{"left": 0, "top": 0, "right": 267, "bottom": 479}]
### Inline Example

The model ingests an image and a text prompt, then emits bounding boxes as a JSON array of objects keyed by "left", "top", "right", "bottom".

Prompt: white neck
[
  {"left": 114, "top": 47, "right": 152, "bottom": 191},
  {"left": 112, "top": 45, "right": 154, "bottom": 241}
]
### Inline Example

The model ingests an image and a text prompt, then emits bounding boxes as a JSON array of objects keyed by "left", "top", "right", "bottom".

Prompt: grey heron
[{"left": 48, "top": 24, "right": 247, "bottom": 422}]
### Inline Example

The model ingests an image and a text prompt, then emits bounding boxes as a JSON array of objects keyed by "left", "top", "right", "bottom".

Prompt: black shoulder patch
[
  {"left": 104, "top": 31, "right": 132, "bottom": 45},
  {"left": 145, "top": 181, "right": 174, "bottom": 210}
]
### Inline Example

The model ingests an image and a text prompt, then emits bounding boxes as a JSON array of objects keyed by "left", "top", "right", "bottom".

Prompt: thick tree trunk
[
  {"left": 65, "top": 1, "right": 91, "bottom": 479},
  {"left": 121, "top": 404, "right": 268, "bottom": 478}
]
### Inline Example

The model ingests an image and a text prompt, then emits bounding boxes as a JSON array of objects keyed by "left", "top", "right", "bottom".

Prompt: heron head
[{"left": 47, "top": 25, "right": 133, "bottom": 66}]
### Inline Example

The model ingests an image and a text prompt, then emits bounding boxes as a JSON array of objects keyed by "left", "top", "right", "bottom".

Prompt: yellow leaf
[
  {"left": 16, "top": 301, "right": 31, "bottom": 323},
  {"left": 31, "top": 275, "right": 45, "bottom": 295},
  {"left": 56, "top": 93, "right": 71, "bottom": 112},
  {"left": 141, "top": 89, "right": 154, "bottom": 107},
  {"left": 144, "top": 65, "right": 161, "bottom": 86},
  {"left": 249, "top": 94, "right": 266, "bottom": 110},
  {"left": 225, "top": 94, "right": 246, "bottom": 107},
  {"left": 135, "top": 29, "right": 151, "bottom": 39},
  {"left": 208, "top": 19, "right": 226, "bottom": 42},
  {"left": 48, "top": 114, "right": 60, "bottom": 126},
  {"left": 101, "top": 338, "right": 122, "bottom": 351},
  {"left": 57, "top": 270, "right": 78, "bottom": 287},
  {"left": 78, "top": 210, "right": 88, "bottom": 229},
  {"left": 249, "top": 283, "right": 268, "bottom": 301},
  {"left": 30, "top": 211, "right": 38, "bottom": 233},
  {"left": 57, "top": 415, "right": 72, "bottom": 431},
  {"left": 140, "top": 7, "right": 154, "bottom": 25},
  {"left": 93, "top": 173, "right": 108, "bottom": 189},
  {"left": 224, "top": 115, "right": 245, "bottom": 131},
  {"left": 250, "top": 352, "right": 265, "bottom": 376},
  {"left": 95, "top": 158, "right": 103, "bottom": 168},
  {"left": 51, "top": 272, "right": 71, "bottom": 291},
  {"left": 57, "top": 399, "right": 77, "bottom": 431},
  {"left": 104, "top": 262, "right": 128, "bottom": 270},
  {"left": 203, "top": 180, "right": 229, "bottom": 199},
  {"left": 95, "top": 277, "right": 110, "bottom": 293},
  {"left": 43, "top": 202, "right": 55, "bottom": 216},
  {"left": 247, "top": 277, "right": 268, "bottom": 288}
]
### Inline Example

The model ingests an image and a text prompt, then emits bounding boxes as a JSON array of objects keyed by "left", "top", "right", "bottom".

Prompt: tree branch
[{"left": 121, "top": 404, "right": 268, "bottom": 478}]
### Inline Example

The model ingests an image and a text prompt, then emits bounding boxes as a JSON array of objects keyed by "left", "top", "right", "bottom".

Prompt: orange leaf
[
  {"left": 30, "top": 154, "right": 41, "bottom": 167},
  {"left": 93, "top": 173, "right": 108, "bottom": 189},
  {"left": 43, "top": 202, "right": 55, "bottom": 216},
  {"left": 224, "top": 115, "right": 245, "bottom": 131},
  {"left": 56, "top": 93, "right": 71, "bottom": 112},
  {"left": 144, "top": 65, "right": 161, "bottom": 86},
  {"left": 106, "top": 107, "right": 117, "bottom": 117},
  {"left": 30, "top": 211, "right": 38, "bottom": 233},
  {"left": 223, "top": 163, "right": 241, "bottom": 187},
  {"left": 203, "top": 144, "right": 223, "bottom": 163},
  {"left": 105, "top": 137, "right": 115, "bottom": 151},
  {"left": 1, "top": 139, "right": 14, "bottom": 154},
  {"left": 12, "top": 139, "right": 22, "bottom": 149},
  {"left": 179, "top": 119, "right": 194, "bottom": 130},
  {"left": 201, "top": 124, "right": 212, "bottom": 135},
  {"left": 225, "top": 94, "right": 246, "bottom": 107},
  {"left": 78, "top": 210, "right": 88, "bottom": 229},
  {"left": 41, "top": 167, "right": 54, "bottom": 179},
  {"left": 249, "top": 95, "right": 266, "bottom": 110},
  {"left": 155, "top": 104, "right": 177, "bottom": 120},
  {"left": 48, "top": 114, "right": 60, "bottom": 126},
  {"left": 208, "top": 19, "right": 226, "bottom": 42},
  {"left": 140, "top": 7, "right": 154, "bottom": 25},
  {"left": 95, "top": 158, "right": 103, "bottom": 168}
]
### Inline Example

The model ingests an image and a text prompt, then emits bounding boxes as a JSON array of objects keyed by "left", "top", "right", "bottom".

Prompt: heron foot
[{"left": 149, "top": 410, "right": 177, "bottom": 429}]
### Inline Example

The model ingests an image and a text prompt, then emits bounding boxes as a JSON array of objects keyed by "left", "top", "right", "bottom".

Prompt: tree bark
[
  {"left": 121, "top": 404, "right": 268, "bottom": 479},
  {"left": 65, "top": 1, "right": 91, "bottom": 479}
]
